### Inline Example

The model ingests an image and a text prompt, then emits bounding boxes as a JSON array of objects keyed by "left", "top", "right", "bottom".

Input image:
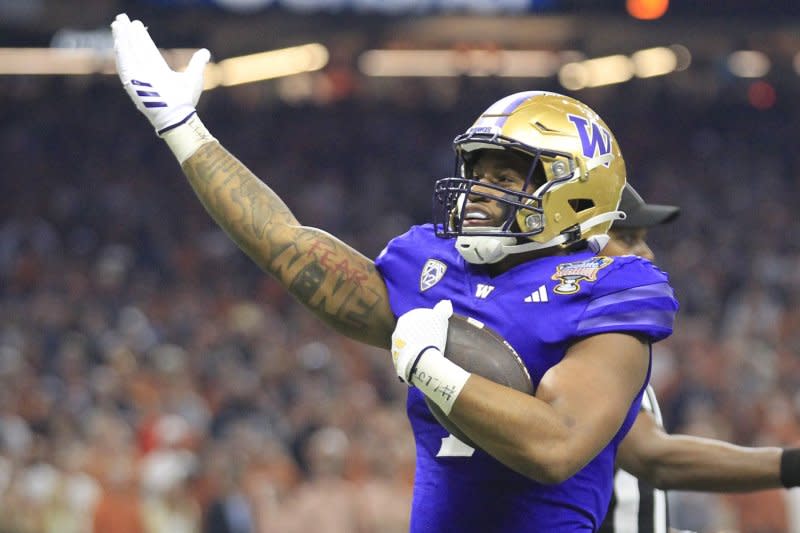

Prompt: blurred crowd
[{"left": 1, "top": 72, "right": 800, "bottom": 533}]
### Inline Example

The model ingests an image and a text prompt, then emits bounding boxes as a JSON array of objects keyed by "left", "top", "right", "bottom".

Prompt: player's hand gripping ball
[{"left": 428, "top": 315, "right": 534, "bottom": 448}]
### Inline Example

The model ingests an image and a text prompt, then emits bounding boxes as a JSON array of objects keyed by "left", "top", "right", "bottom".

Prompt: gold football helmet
[{"left": 433, "top": 91, "right": 627, "bottom": 264}]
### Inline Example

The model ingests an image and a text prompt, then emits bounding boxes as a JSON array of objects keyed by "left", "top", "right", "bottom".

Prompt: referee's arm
[{"left": 616, "top": 409, "right": 796, "bottom": 491}]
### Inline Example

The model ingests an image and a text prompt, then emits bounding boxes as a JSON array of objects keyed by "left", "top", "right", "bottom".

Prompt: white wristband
[
  {"left": 162, "top": 114, "right": 217, "bottom": 164},
  {"left": 410, "top": 348, "right": 471, "bottom": 415}
]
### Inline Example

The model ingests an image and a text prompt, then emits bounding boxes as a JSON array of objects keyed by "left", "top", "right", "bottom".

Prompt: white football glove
[
  {"left": 111, "top": 13, "right": 210, "bottom": 136},
  {"left": 391, "top": 300, "right": 453, "bottom": 384}
]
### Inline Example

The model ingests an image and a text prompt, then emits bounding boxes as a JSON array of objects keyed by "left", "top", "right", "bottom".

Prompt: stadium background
[{"left": 1, "top": 0, "right": 800, "bottom": 531}]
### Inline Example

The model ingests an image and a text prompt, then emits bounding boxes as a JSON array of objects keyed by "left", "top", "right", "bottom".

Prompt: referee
[{"left": 599, "top": 185, "right": 800, "bottom": 533}]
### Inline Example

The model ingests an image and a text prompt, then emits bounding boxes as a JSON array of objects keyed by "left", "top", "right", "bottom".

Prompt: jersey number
[{"left": 436, "top": 434, "right": 475, "bottom": 457}]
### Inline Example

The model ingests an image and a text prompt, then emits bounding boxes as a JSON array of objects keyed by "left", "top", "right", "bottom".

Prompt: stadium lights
[
  {"left": 358, "top": 45, "right": 689, "bottom": 89},
  {"left": 631, "top": 46, "right": 677, "bottom": 78},
  {"left": 669, "top": 44, "right": 692, "bottom": 72},
  {"left": 0, "top": 44, "right": 329, "bottom": 87},
  {"left": 559, "top": 55, "right": 634, "bottom": 90},
  {"left": 626, "top": 0, "right": 669, "bottom": 20},
  {"left": 727, "top": 50, "right": 770, "bottom": 78},
  {"left": 358, "top": 49, "right": 579, "bottom": 78},
  {"left": 0, "top": 47, "right": 116, "bottom": 75},
  {"left": 360, "top": 50, "right": 457, "bottom": 77},
  {"left": 204, "top": 44, "right": 329, "bottom": 88},
  {"left": 559, "top": 45, "right": 690, "bottom": 90},
  {"left": 0, "top": 43, "right": 697, "bottom": 90}
]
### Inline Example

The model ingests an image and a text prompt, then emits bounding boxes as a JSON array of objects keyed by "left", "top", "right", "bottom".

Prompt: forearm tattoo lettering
[{"left": 182, "top": 143, "right": 393, "bottom": 344}]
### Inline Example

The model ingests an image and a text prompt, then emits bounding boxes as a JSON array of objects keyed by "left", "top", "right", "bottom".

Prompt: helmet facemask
[{"left": 434, "top": 137, "right": 578, "bottom": 241}]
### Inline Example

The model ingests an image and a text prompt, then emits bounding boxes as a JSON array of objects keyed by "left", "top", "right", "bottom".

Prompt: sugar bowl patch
[{"left": 552, "top": 256, "right": 613, "bottom": 295}]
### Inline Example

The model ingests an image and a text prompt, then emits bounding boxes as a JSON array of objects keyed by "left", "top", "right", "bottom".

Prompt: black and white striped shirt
[{"left": 598, "top": 386, "right": 668, "bottom": 533}]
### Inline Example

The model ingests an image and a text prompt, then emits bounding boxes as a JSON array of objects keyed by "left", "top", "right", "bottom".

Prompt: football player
[
  {"left": 111, "top": 14, "right": 678, "bottom": 531},
  {"left": 601, "top": 185, "right": 800, "bottom": 533}
]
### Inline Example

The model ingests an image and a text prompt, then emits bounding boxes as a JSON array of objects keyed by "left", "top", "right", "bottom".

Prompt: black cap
[{"left": 615, "top": 184, "right": 680, "bottom": 228}]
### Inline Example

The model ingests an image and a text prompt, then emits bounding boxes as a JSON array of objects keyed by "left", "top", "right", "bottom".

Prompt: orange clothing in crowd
[
  {"left": 93, "top": 488, "right": 145, "bottom": 533},
  {"left": 724, "top": 489, "right": 788, "bottom": 533}
]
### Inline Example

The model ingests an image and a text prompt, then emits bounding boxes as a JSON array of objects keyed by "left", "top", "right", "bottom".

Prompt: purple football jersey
[{"left": 375, "top": 225, "right": 678, "bottom": 532}]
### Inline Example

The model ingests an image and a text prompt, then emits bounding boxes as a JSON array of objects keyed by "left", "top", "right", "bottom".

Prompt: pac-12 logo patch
[
  {"left": 552, "top": 256, "right": 613, "bottom": 294},
  {"left": 420, "top": 259, "right": 447, "bottom": 292}
]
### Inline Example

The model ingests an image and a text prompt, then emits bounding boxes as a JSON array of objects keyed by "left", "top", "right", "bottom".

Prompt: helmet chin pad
[
  {"left": 455, "top": 235, "right": 516, "bottom": 264},
  {"left": 454, "top": 212, "right": 621, "bottom": 264}
]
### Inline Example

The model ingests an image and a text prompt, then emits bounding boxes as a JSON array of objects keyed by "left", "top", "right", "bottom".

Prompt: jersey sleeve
[
  {"left": 374, "top": 225, "right": 426, "bottom": 318},
  {"left": 575, "top": 257, "right": 678, "bottom": 342}
]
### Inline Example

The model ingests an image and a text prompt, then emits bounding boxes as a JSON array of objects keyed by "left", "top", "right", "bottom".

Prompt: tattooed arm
[
  {"left": 110, "top": 15, "right": 394, "bottom": 347},
  {"left": 182, "top": 141, "right": 395, "bottom": 348}
]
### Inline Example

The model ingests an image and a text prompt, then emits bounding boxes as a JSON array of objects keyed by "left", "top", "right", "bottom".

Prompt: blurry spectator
[
  {"left": 268, "top": 426, "right": 362, "bottom": 533},
  {"left": 43, "top": 443, "right": 101, "bottom": 533},
  {"left": 203, "top": 465, "right": 254, "bottom": 533},
  {"left": 92, "top": 451, "right": 145, "bottom": 533}
]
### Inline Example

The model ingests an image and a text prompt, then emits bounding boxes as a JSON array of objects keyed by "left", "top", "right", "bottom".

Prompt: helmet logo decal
[
  {"left": 551, "top": 256, "right": 613, "bottom": 294},
  {"left": 567, "top": 114, "right": 613, "bottom": 167},
  {"left": 420, "top": 259, "right": 447, "bottom": 292},
  {"left": 467, "top": 125, "right": 502, "bottom": 135}
]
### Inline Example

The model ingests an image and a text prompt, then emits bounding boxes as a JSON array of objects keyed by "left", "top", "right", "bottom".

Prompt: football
[{"left": 425, "top": 314, "right": 534, "bottom": 448}]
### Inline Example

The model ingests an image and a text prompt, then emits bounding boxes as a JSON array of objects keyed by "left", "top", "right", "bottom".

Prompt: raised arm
[
  {"left": 111, "top": 14, "right": 394, "bottom": 347},
  {"left": 182, "top": 143, "right": 394, "bottom": 347},
  {"left": 617, "top": 408, "right": 791, "bottom": 491}
]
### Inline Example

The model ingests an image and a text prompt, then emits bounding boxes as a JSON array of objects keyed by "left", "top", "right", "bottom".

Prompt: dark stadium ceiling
[
  {"left": 1, "top": 0, "right": 799, "bottom": 78},
  {"left": 0, "top": 0, "right": 800, "bottom": 56}
]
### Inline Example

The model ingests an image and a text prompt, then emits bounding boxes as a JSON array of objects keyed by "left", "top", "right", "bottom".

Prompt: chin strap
[
  {"left": 586, "top": 233, "right": 610, "bottom": 253},
  {"left": 456, "top": 210, "right": 625, "bottom": 264}
]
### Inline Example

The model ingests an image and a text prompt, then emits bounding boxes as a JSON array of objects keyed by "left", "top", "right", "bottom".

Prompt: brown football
[{"left": 425, "top": 314, "right": 534, "bottom": 448}]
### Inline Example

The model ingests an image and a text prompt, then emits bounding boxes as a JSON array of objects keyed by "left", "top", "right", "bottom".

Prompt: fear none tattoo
[{"left": 275, "top": 237, "right": 385, "bottom": 330}]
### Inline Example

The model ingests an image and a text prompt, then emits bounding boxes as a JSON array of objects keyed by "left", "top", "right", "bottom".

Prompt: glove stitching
[{"left": 157, "top": 110, "right": 198, "bottom": 136}]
